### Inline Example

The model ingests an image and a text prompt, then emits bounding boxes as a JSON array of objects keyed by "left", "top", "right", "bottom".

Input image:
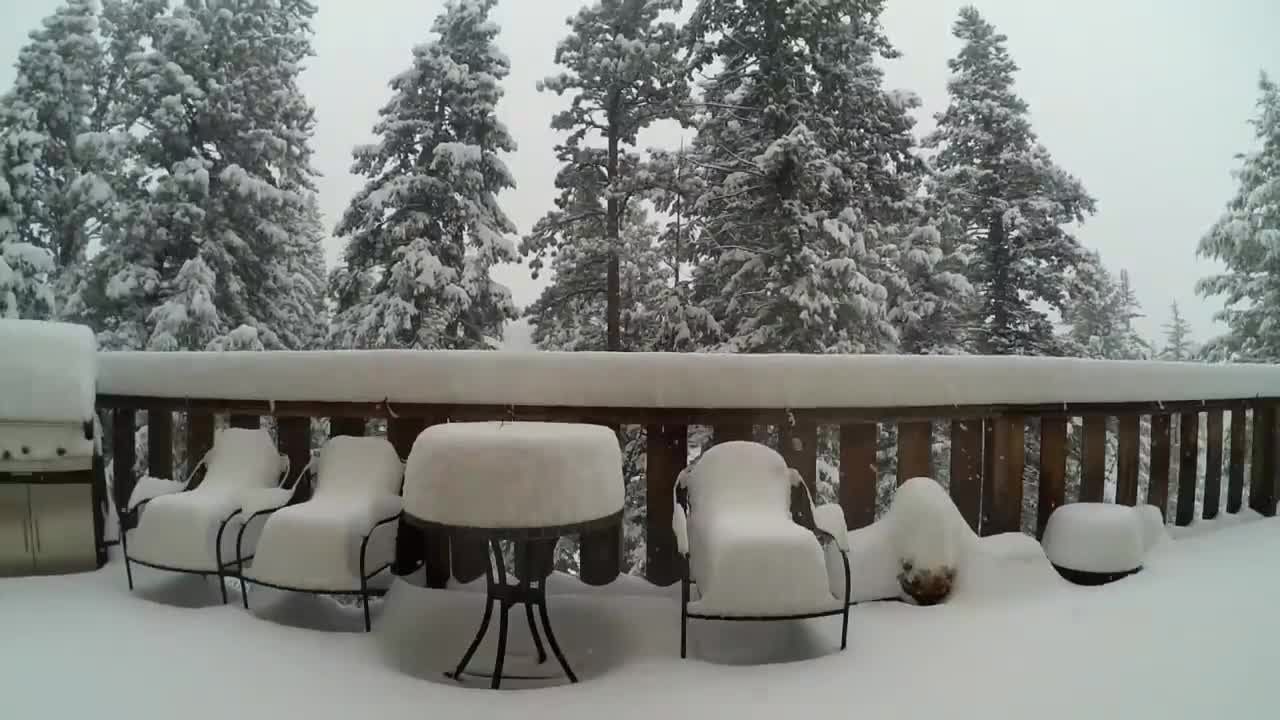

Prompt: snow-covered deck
[{"left": 4, "top": 517, "right": 1276, "bottom": 719}]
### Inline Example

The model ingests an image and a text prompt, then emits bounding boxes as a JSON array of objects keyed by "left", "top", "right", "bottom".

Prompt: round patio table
[{"left": 402, "top": 421, "right": 625, "bottom": 689}]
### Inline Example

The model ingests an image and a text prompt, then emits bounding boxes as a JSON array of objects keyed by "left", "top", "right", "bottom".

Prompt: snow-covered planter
[
  {"left": 1042, "top": 503, "right": 1154, "bottom": 585},
  {"left": 886, "top": 477, "right": 976, "bottom": 605}
]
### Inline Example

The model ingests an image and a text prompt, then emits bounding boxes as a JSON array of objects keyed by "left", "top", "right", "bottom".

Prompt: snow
[
  {"left": 247, "top": 437, "right": 405, "bottom": 591},
  {"left": 1042, "top": 503, "right": 1146, "bottom": 574},
  {"left": 404, "top": 422, "right": 623, "bottom": 529},
  {"left": 97, "top": 351, "right": 1280, "bottom": 409},
  {"left": 0, "top": 422, "right": 94, "bottom": 470},
  {"left": 4, "top": 518, "right": 1277, "bottom": 717},
  {"left": 127, "top": 476, "right": 186, "bottom": 512},
  {"left": 683, "top": 442, "right": 839, "bottom": 616},
  {"left": 127, "top": 429, "right": 284, "bottom": 571},
  {"left": 0, "top": 319, "right": 96, "bottom": 424}
]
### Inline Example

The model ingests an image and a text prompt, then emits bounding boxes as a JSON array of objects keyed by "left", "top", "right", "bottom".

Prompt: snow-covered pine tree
[
  {"left": 70, "top": 0, "right": 324, "bottom": 351},
  {"left": 522, "top": 0, "right": 688, "bottom": 351},
  {"left": 926, "top": 6, "right": 1095, "bottom": 356},
  {"left": 0, "top": 128, "right": 56, "bottom": 318},
  {"left": 1161, "top": 302, "right": 1195, "bottom": 361},
  {"left": 0, "top": 0, "right": 151, "bottom": 314},
  {"left": 684, "top": 0, "right": 913, "bottom": 354},
  {"left": 331, "top": 0, "right": 517, "bottom": 350},
  {"left": 1196, "top": 72, "right": 1280, "bottom": 361}
]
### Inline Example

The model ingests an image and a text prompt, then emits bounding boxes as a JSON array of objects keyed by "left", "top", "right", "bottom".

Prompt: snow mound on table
[
  {"left": 1042, "top": 503, "right": 1145, "bottom": 573},
  {"left": 248, "top": 436, "right": 404, "bottom": 591},
  {"left": 0, "top": 319, "right": 96, "bottom": 424},
  {"left": 404, "top": 422, "right": 622, "bottom": 528},
  {"left": 685, "top": 442, "right": 838, "bottom": 616}
]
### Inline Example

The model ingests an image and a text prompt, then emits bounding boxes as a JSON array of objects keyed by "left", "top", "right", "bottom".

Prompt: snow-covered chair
[
  {"left": 237, "top": 435, "right": 404, "bottom": 631},
  {"left": 122, "top": 428, "right": 288, "bottom": 603},
  {"left": 673, "top": 441, "right": 851, "bottom": 658}
]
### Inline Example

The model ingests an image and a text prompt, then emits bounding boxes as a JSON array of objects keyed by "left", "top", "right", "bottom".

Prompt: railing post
[
  {"left": 781, "top": 413, "right": 817, "bottom": 526},
  {"left": 111, "top": 409, "right": 136, "bottom": 518},
  {"left": 897, "top": 421, "right": 931, "bottom": 484},
  {"left": 1204, "top": 410, "right": 1224, "bottom": 519},
  {"left": 983, "top": 416, "right": 1024, "bottom": 535},
  {"left": 276, "top": 417, "right": 311, "bottom": 498},
  {"left": 1227, "top": 407, "right": 1247, "bottom": 513},
  {"left": 1249, "top": 404, "right": 1277, "bottom": 516},
  {"left": 1116, "top": 414, "right": 1140, "bottom": 506},
  {"left": 838, "top": 423, "right": 877, "bottom": 530},
  {"left": 645, "top": 424, "right": 686, "bottom": 586},
  {"left": 229, "top": 414, "right": 260, "bottom": 429},
  {"left": 329, "top": 417, "right": 365, "bottom": 438},
  {"left": 1080, "top": 415, "right": 1106, "bottom": 503},
  {"left": 1148, "top": 414, "right": 1172, "bottom": 520},
  {"left": 186, "top": 412, "right": 214, "bottom": 487}
]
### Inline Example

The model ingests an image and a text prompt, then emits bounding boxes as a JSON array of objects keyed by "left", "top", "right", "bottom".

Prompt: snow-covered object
[
  {"left": 888, "top": 477, "right": 977, "bottom": 603},
  {"left": 128, "top": 429, "right": 283, "bottom": 571},
  {"left": 0, "top": 423, "right": 95, "bottom": 471},
  {"left": 237, "top": 487, "right": 295, "bottom": 518},
  {"left": 404, "top": 422, "right": 622, "bottom": 529},
  {"left": 0, "top": 320, "right": 96, "bottom": 424},
  {"left": 1135, "top": 504, "right": 1169, "bottom": 553},
  {"left": 97, "top": 350, "right": 1280, "bottom": 409},
  {"left": 248, "top": 436, "right": 405, "bottom": 591},
  {"left": 1042, "top": 503, "right": 1145, "bottom": 574},
  {"left": 126, "top": 476, "right": 186, "bottom": 512},
  {"left": 683, "top": 442, "right": 839, "bottom": 616}
]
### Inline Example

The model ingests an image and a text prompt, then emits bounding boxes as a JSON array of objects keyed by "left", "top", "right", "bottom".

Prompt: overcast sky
[{"left": 2, "top": 0, "right": 1277, "bottom": 346}]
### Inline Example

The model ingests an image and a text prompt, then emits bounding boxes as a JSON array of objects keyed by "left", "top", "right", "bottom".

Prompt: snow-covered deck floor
[{"left": 4, "top": 518, "right": 1277, "bottom": 719}]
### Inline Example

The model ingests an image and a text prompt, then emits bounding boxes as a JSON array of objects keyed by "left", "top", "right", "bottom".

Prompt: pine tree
[
  {"left": 0, "top": 128, "right": 56, "bottom": 318},
  {"left": 1197, "top": 73, "right": 1280, "bottom": 361},
  {"left": 522, "top": 0, "right": 688, "bottom": 351},
  {"left": 69, "top": 0, "right": 324, "bottom": 351},
  {"left": 1162, "top": 302, "right": 1195, "bottom": 361},
  {"left": 926, "top": 6, "right": 1095, "bottom": 356},
  {"left": 331, "top": 0, "right": 517, "bottom": 350},
  {"left": 684, "top": 0, "right": 916, "bottom": 354}
]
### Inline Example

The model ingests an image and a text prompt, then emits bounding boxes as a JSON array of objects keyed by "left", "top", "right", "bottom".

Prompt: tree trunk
[{"left": 606, "top": 130, "right": 621, "bottom": 351}]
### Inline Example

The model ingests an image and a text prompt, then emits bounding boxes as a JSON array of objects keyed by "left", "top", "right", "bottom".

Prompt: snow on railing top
[
  {"left": 0, "top": 320, "right": 97, "bottom": 423},
  {"left": 96, "top": 350, "right": 1280, "bottom": 410}
]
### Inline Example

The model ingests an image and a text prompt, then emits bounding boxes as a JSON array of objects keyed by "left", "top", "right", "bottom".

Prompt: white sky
[{"left": 2, "top": 0, "right": 1277, "bottom": 346}]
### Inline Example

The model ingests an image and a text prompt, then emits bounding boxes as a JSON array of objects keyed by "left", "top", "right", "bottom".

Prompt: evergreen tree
[
  {"left": 1161, "top": 301, "right": 1195, "bottom": 361},
  {"left": 684, "top": 0, "right": 916, "bottom": 354},
  {"left": 1196, "top": 73, "right": 1280, "bottom": 361},
  {"left": 69, "top": 0, "right": 323, "bottom": 351},
  {"left": 1061, "top": 254, "right": 1148, "bottom": 360},
  {"left": 0, "top": 128, "right": 56, "bottom": 318},
  {"left": 522, "top": 0, "right": 688, "bottom": 351},
  {"left": 926, "top": 6, "right": 1095, "bottom": 356},
  {"left": 331, "top": 0, "right": 517, "bottom": 350}
]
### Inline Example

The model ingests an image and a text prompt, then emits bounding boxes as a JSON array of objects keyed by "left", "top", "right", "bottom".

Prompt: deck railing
[{"left": 96, "top": 351, "right": 1280, "bottom": 588}]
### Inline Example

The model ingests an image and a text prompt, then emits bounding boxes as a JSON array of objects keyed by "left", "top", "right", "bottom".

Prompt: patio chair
[
  {"left": 122, "top": 427, "right": 288, "bottom": 603},
  {"left": 673, "top": 441, "right": 851, "bottom": 658},
  {"left": 235, "top": 435, "right": 404, "bottom": 631}
]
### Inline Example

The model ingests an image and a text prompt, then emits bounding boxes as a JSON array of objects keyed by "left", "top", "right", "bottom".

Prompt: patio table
[{"left": 402, "top": 421, "right": 624, "bottom": 689}]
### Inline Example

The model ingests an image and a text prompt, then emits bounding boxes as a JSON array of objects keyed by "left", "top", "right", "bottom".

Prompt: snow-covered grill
[{"left": 0, "top": 320, "right": 103, "bottom": 577}]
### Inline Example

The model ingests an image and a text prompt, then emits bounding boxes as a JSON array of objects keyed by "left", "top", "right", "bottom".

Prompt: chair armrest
[
  {"left": 812, "top": 504, "right": 850, "bottom": 552},
  {"left": 238, "top": 487, "right": 296, "bottom": 518},
  {"left": 673, "top": 504, "right": 689, "bottom": 556},
  {"left": 126, "top": 476, "right": 187, "bottom": 513}
]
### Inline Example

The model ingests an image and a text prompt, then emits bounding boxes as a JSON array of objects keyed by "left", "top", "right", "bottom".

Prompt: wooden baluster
[
  {"left": 229, "top": 414, "right": 260, "bottom": 429},
  {"left": 644, "top": 424, "right": 687, "bottom": 586},
  {"left": 897, "top": 421, "right": 931, "bottom": 485},
  {"left": 186, "top": 412, "right": 215, "bottom": 488},
  {"left": 276, "top": 417, "right": 311, "bottom": 499},
  {"left": 147, "top": 410, "right": 173, "bottom": 481},
  {"left": 1176, "top": 412, "right": 1200, "bottom": 526},
  {"left": 950, "top": 418, "right": 983, "bottom": 533},
  {"left": 111, "top": 409, "right": 136, "bottom": 520},
  {"left": 839, "top": 423, "right": 878, "bottom": 530},
  {"left": 388, "top": 417, "right": 448, "bottom": 584},
  {"left": 1249, "top": 404, "right": 1277, "bottom": 516},
  {"left": 1203, "top": 410, "right": 1223, "bottom": 519},
  {"left": 1148, "top": 414, "right": 1172, "bottom": 520},
  {"left": 781, "top": 414, "right": 818, "bottom": 527},
  {"left": 1080, "top": 415, "right": 1106, "bottom": 503},
  {"left": 1037, "top": 416, "right": 1067, "bottom": 538},
  {"left": 1227, "top": 407, "right": 1247, "bottom": 513},
  {"left": 712, "top": 423, "right": 753, "bottom": 445},
  {"left": 329, "top": 417, "right": 365, "bottom": 438},
  {"left": 1116, "top": 415, "right": 1140, "bottom": 506},
  {"left": 983, "top": 416, "right": 1024, "bottom": 535}
]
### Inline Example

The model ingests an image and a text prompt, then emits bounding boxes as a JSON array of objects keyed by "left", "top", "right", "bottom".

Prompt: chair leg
[
  {"left": 124, "top": 556, "right": 134, "bottom": 591},
  {"left": 242, "top": 576, "right": 251, "bottom": 610},
  {"left": 680, "top": 576, "right": 690, "bottom": 659},
  {"left": 840, "top": 605, "right": 850, "bottom": 651},
  {"left": 361, "top": 575, "right": 372, "bottom": 633},
  {"left": 492, "top": 602, "right": 510, "bottom": 690}
]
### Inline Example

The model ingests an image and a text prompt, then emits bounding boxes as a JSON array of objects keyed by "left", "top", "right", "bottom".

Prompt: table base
[{"left": 448, "top": 539, "right": 577, "bottom": 689}]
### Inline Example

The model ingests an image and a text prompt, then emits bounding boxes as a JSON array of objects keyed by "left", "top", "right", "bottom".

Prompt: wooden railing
[{"left": 97, "top": 351, "right": 1280, "bottom": 588}]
